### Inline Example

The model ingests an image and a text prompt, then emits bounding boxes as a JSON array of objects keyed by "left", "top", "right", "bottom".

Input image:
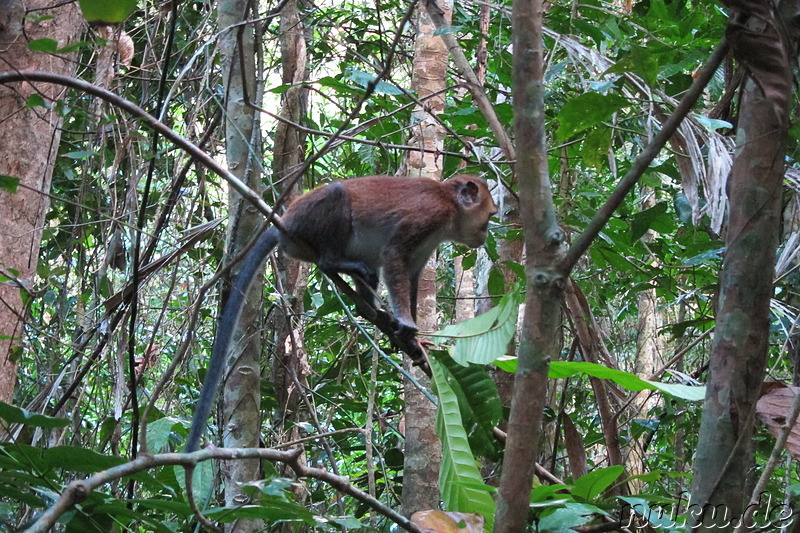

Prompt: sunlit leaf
[
  {"left": 493, "top": 360, "right": 706, "bottom": 401},
  {"left": 572, "top": 465, "right": 625, "bottom": 502},
  {"left": 77, "top": 0, "right": 137, "bottom": 23},
  {"left": 27, "top": 38, "right": 58, "bottom": 52},
  {"left": 432, "top": 290, "right": 520, "bottom": 365}
]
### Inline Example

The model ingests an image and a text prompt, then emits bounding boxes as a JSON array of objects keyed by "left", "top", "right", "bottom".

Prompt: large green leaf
[
  {"left": 431, "top": 357, "right": 496, "bottom": 530},
  {"left": 630, "top": 202, "right": 669, "bottom": 242},
  {"left": 76, "top": 0, "right": 137, "bottom": 23},
  {"left": 555, "top": 92, "right": 628, "bottom": 140},
  {"left": 493, "top": 360, "right": 705, "bottom": 401},
  {"left": 175, "top": 460, "right": 214, "bottom": 506},
  {"left": 204, "top": 501, "right": 316, "bottom": 524},
  {"left": 433, "top": 350, "right": 502, "bottom": 460},
  {"left": 432, "top": 290, "right": 520, "bottom": 365},
  {"left": 571, "top": 466, "right": 625, "bottom": 502},
  {"left": 0, "top": 402, "right": 69, "bottom": 429}
]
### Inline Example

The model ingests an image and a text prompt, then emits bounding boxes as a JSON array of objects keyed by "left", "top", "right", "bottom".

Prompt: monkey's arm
[{"left": 185, "top": 226, "right": 280, "bottom": 452}]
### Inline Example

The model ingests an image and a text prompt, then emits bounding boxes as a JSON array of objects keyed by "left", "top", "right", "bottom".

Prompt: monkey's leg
[{"left": 319, "top": 261, "right": 386, "bottom": 317}]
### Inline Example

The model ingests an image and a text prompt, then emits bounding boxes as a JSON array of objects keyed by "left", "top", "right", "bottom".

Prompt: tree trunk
[
  {"left": 494, "top": 0, "right": 565, "bottom": 529},
  {"left": 270, "top": 0, "right": 310, "bottom": 432},
  {"left": 400, "top": 0, "right": 450, "bottom": 515},
  {"left": 215, "top": 0, "right": 263, "bottom": 530},
  {"left": 0, "top": 0, "right": 82, "bottom": 403},
  {"left": 270, "top": 3, "right": 312, "bottom": 531},
  {"left": 690, "top": 0, "right": 794, "bottom": 527},
  {"left": 628, "top": 186, "right": 664, "bottom": 493}
]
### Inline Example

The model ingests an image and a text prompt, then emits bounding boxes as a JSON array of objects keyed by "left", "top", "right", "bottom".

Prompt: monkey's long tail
[{"left": 185, "top": 226, "right": 280, "bottom": 452}]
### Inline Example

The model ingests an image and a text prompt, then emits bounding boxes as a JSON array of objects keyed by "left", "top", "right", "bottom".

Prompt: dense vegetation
[{"left": 1, "top": 0, "right": 799, "bottom": 531}]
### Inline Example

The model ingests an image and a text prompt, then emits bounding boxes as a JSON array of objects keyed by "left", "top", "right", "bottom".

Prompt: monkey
[{"left": 185, "top": 174, "right": 497, "bottom": 451}]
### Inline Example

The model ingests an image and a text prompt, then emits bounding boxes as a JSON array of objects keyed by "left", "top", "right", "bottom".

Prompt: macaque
[{"left": 186, "top": 174, "right": 497, "bottom": 451}]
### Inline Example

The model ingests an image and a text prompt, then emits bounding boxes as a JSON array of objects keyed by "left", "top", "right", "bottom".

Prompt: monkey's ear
[{"left": 457, "top": 179, "right": 482, "bottom": 207}]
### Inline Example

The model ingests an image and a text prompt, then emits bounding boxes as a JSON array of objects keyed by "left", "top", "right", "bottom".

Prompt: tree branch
[{"left": 24, "top": 446, "right": 423, "bottom": 533}]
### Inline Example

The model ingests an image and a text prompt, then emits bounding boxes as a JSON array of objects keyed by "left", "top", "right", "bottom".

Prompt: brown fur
[{"left": 280, "top": 174, "right": 497, "bottom": 333}]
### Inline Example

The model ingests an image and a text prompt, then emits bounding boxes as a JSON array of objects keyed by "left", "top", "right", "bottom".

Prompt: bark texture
[
  {"left": 0, "top": 0, "right": 82, "bottom": 402},
  {"left": 216, "top": 0, "right": 263, "bottom": 529},
  {"left": 494, "top": 0, "right": 565, "bottom": 530},
  {"left": 400, "top": 0, "right": 451, "bottom": 515},
  {"left": 689, "top": 0, "right": 795, "bottom": 527}
]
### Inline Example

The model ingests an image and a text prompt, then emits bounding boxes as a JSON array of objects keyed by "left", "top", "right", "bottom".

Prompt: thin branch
[{"left": 423, "top": 0, "right": 516, "bottom": 162}]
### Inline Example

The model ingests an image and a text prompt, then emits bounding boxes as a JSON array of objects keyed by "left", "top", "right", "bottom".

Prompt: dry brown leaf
[
  {"left": 755, "top": 383, "right": 800, "bottom": 458},
  {"left": 117, "top": 30, "right": 134, "bottom": 68},
  {"left": 410, "top": 510, "right": 485, "bottom": 533}
]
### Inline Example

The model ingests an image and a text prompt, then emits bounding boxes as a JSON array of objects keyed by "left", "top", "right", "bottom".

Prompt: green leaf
[
  {"left": 694, "top": 114, "right": 733, "bottom": 132},
  {"left": 493, "top": 361, "right": 706, "bottom": 401},
  {"left": 77, "top": 0, "right": 137, "bottom": 23},
  {"left": 0, "top": 175, "right": 20, "bottom": 193},
  {"left": 536, "top": 502, "right": 596, "bottom": 532},
  {"left": 608, "top": 45, "right": 660, "bottom": 86},
  {"left": 42, "top": 446, "right": 126, "bottom": 472},
  {"left": 433, "top": 350, "right": 503, "bottom": 460},
  {"left": 27, "top": 38, "right": 58, "bottom": 52},
  {"left": 25, "top": 94, "right": 47, "bottom": 109},
  {"left": 673, "top": 193, "right": 693, "bottom": 224},
  {"left": 683, "top": 247, "right": 724, "bottom": 266},
  {"left": 434, "top": 25, "right": 463, "bottom": 35},
  {"left": 0, "top": 402, "right": 70, "bottom": 429},
  {"left": 176, "top": 460, "right": 214, "bottom": 503},
  {"left": 345, "top": 68, "right": 403, "bottom": 95},
  {"left": 571, "top": 466, "right": 624, "bottom": 502},
  {"left": 145, "top": 416, "right": 183, "bottom": 452},
  {"left": 431, "top": 357, "right": 496, "bottom": 529},
  {"left": 55, "top": 41, "right": 91, "bottom": 54},
  {"left": 328, "top": 516, "right": 369, "bottom": 528},
  {"left": 204, "top": 501, "right": 316, "bottom": 524},
  {"left": 581, "top": 128, "right": 612, "bottom": 170},
  {"left": 630, "top": 202, "right": 668, "bottom": 242},
  {"left": 63, "top": 150, "right": 97, "bottom": 160},
  {"left": 618, "top": 496, "right": 684, "bottom": 530},
  {"left": 432, "top": 289, "right": 520, "bottom": 365},
  {"left": 555, "top": 92, "right": 628, "bottom": 140}
]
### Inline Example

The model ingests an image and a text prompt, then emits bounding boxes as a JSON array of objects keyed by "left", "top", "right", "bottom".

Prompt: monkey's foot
[
  {"left": 408, "top": 337, "right": 431, "bottom": 374},
  {"left": 393, "top": 319, "right": 419, "bottom": 341}
]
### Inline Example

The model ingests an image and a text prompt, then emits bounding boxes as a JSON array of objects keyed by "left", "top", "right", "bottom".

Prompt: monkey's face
[
  {"left": 463, "top": 205, "right": 497, "bottom": 247},
  {"left": 448, "top": 175, "right": 498, "bottom": 248},
  {"left": 458, "top": 194, "right": 498, "bottom": 247}
]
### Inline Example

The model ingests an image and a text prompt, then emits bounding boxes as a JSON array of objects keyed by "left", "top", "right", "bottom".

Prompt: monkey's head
[{"left": 447, "top": 175, "right": 498, "bottom": 248}]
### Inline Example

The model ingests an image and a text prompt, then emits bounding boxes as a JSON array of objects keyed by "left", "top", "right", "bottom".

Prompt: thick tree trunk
[
  {"left": 690, "top": 0, "right": 794, "bottom": 527},
  {"left": 0, "top": 0, "right": 82, "bottom": 403},
  {"left": 494, "top": 0, "right": 564, "bottom": 530},
  {"left": 400, "top": 0, "right": 450, "bottom": 515},
  {"left": 215, "top": 0, "right": 263, "bottom": 530}
]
